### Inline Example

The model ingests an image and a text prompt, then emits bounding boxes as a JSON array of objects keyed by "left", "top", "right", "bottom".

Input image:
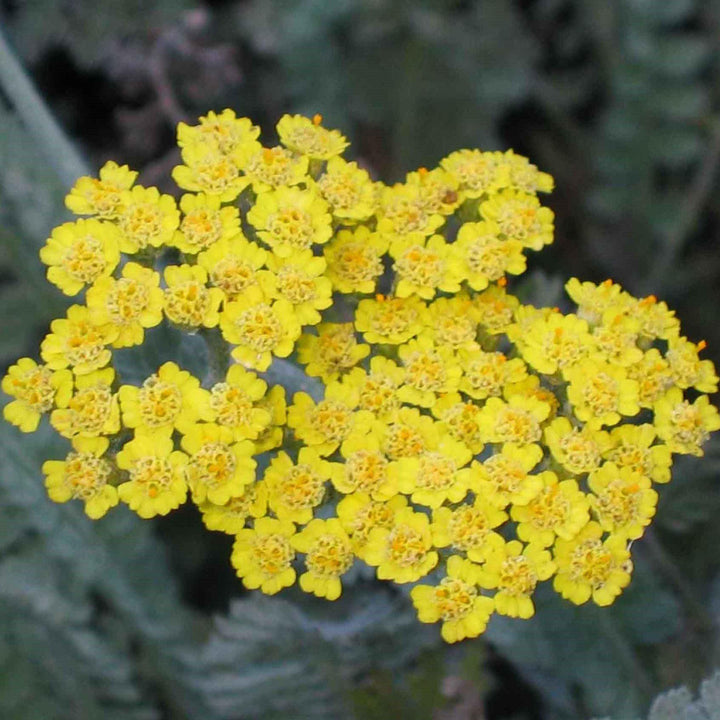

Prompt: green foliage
[
  {"left": 647, "top": 670, "right": 720, "bottom": 720},
  {"left": 236, "top": 0, "right": 539, "bottom": 176},
  {"left": 186, "top": 589, "right": 436, "bottom": 720},
  {"left": 0, "top": 100, "right": 71, "bottom": 367},
  {"left": 585, "top": 0, "right": 713, "bottom": 281},
  {"left": 4, "top": 0, "right": 191, "bottom": 66}
]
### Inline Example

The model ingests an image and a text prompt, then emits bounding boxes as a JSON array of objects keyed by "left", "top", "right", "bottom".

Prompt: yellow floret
[
  {"left": 42, "top": 436, "right": 118, "bottom": 519},
  {"left": 39, "top": 219, "right": 121, "bottom": 296},
  {"left": 263, "top": 447, "right": 332, "bottom": 524},
  {"left": 197, "top": 234, "right": 267, "bottom": 302},
  {"left": 231, "top": 517, "right": 297, "bottom": 595},
  {"left": 291, "top": 517, "right": 354, "bottom": 601},
  {"left": 163, "top": 264, "right": 224, "bottom": 330},
  {"left": 181, "top": 423, "right": 256, "bottom": 505},
  {"left": 117, "top": 185, "right": 180, "bottom": 253},
  {"left": 553, "top": 522, "right": 632, "bottom": 606},
  {"left": 50, "top": 367, "right": 119, "bottom": 438},
  {"left": 411, "top": 555, "right": 495, "bottom": 643},
  {"left": 247, "top": 186, "right": 332, "bottom": 257},
  {"left": 172, "top": 193, "right": 242, "bottom": 254},
  {"left": 116, "top": 432, "right": 188, "bottom": 518},
  {"left": 220, "top": 285, "right": 301, "bottom": 371},
  {"left": 259, "top": 250, "right": 333, "bottom": 326},
  {"left": 65, "top": 160, "right": 137, "bottom": 218},
  {"left": 2, "top": 358, "right": 72, "bottom": 432},
  {"left": 86, "top": 262, "right": 164, "bottom": 348},
  {"left": 40, "top": 305, "right": 116, "bottom": 375},
  {"left": 276, "top": 113, "right": 349, "bottom": 160},
  {"left": 297, "top": 323, "right": 370, "bottom": 383}
]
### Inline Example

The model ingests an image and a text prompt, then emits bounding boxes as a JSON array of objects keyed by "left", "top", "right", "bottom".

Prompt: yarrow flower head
[{"left": 4, "top": 111, "right": 718, "bottom": 646}]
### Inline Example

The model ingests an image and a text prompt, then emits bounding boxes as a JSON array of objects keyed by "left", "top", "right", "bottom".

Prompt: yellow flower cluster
[{"left": 3, "top": 112, "right": 719, "bottom": 643}]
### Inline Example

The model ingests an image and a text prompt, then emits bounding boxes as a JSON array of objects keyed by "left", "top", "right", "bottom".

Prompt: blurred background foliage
[{"left": 1, "top": 0, "right": 720, "bottom": 718}]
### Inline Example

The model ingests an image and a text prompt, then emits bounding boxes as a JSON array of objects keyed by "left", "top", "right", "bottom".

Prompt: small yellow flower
[
  {"left": 50, "top": 367, "right": 119, "bottom": 438},
  {"left": 473, "top": 443, "right": 544, "bottom": 508},
  {"left": 85, "top": 262, "right": 164, "bottom": 348},
  {"left": 405, "top": 166, "right": 461, "bottom": 216},
  {"left": 220, "top": 285, "right": 301, "bottom": 371},
  {"left": 198, "top": 481, "right": 268, "bottom": 534},
  {"left": 627, "top": 294, "right": 680, "bottom": 341},
  {"left": 40, "top": 305, "right": 116, "bottom": 375},
  {"left": 431, "top": 502, "right": 506, "bottom": 562},
  {"left": 472, "top": 285, "right": 519, "bottom": 334},
  {"left": 411, "top": 556, "right": 495, "bottom": 643},
  {"left": 315, "top": 156, "right": 376, "bottom": 221},
  {"left": 197, "top": 234, "right": 267, "bottom": 302},
  {"left": 2, "top": 358, "right": 72, "bottom": 432},
  {"left": 451, "top": 221, "right": 526, "bottom": 290},
  {"left": 391, "top": 435, "right": 473, "bottom": 508},
  {"left": 297, "top": 323, "right": 370, "bottom": 383},
  {"left": 459, "top": 349, "right": 527, "bottom": 401},
  {"left": 117, "top": 185, "right": 180, "bottom": 253},
  {"left": 496, "top": 149, "right": 554, "bottom": 194},
  {"left": 172, "top": 193, "right": 242, "bottom": 254},
  {"left": 343, "top": 356, "right": 405, "bottom": 420},
  {"left": 40, "top": 219, "right": 121, "bottom": 296},
  {"left": 323, "top": 226, "right": 387, "bottom": 294},
  {"left": 208, "top": 365, "right": 271, "bottom": 441},
  {"left": 118, "top": 362, "right": 212, "bottom": 435},
  {"left": 372, "top": 406, "right": 438, "bottom": 460},
  {"left": 431, "top": 394, "right": 485, "bottom": 455},
  {"left": 480, "top": 540, "right": 555, "bottom": 619},
  {"left": 264, "top": 447, "right": 332, "bottom": 524},
  {"left": 42, "top": 436, "right": 118, "bottom": 519},
  {"left": 336, "top": 492, "right": 407, "bottom": 560},
  {"left": 259, "top": 250, "right": 333, "bottom": 325},
  {"left": 666, "top": 336, "right": 718, "bottom": 394},
  {"left": 565, "top": 278, "right": 630, "bottom": 326},
  {"left": 604, "top": 424, "right": 672, "bottom": 484},
  {"left": 393, "top": 235, "right": 462, "bottom": 299},
  {"left": 511, "top": 472, "right": 589, "bottom": 547},
  {"left": 247, "top": 186, "right": 331, "bottom": 257},
  {"left": 65, "top": 160, "right": 137, "bottom": 218},
  {"left": 239, "top": 145, "right": 309, "bottom": 193},
  {"left": 653, "top": 388, "right": 720, "bottom": 456},
  {"left": 292, "top": 517, "right": 354, "bottom": 601},
  {"left": 287, "top": 381, "right": 372, "bottom": 456},
  {"left": 231, "top": 517, "right": 297, "bottom": 595},
  {"left": 177, "top": 109, "right": 261, "bottom": 157},
  {"left": 333, "top": 432, "right": 396, "bottom": 499},
  {"left": 516, "top": 311, "right": 591, "bottom": 375},
  {"left": 377, "top": 184, "right": 444, "bottom": 240},
  {"left": 173, "top": 143, "right": 250, "bottom": 201},
  {"left": 397, "top": 336, "right": 461, "bottom": 408},
  {"left": 276, "top": 113, "right": 349, "bottom": 159},
  {"left": 115, "top": 432, "right": 188, "bottom": 518},
  {"left": 478, "top": 395, "right": 551, "bottom": 445},
  {"left": 544, "top": 417, "right": 611, "bottom": 475},
  {"left": 440, "top": 149, "right": 507, "bottom": 199},
  {"left": 565, "top": 359, "right": 640, "bottom": 428},
  {"left": 627, "top": 349, "right": 674, "bottom": 408},
  {"left": 553, "top": 522, "right": 632, "bottom": 606},
  {"left": 354, "top": 294, "right": 427, "bottom": 345},
  {"left": 587, "top": 463, "right": 657, "bottom": 540},
  {"left": 181, "top": 423, "right": 256, "bottom": 504},
  {"left": 422, "top": 296, "right": 480, "bottom": 351},
  {"left": 480, "top": 189, "right": 554, "bottom": 251},
  {"left": 163, "top": 264, "right": 224, "bottom": 330},
  {"left": 591, "top": 310, "right": 643, "bottom": 367},
  {"left": 364, "top": 506, "right": 438, "bottom": 583}
]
